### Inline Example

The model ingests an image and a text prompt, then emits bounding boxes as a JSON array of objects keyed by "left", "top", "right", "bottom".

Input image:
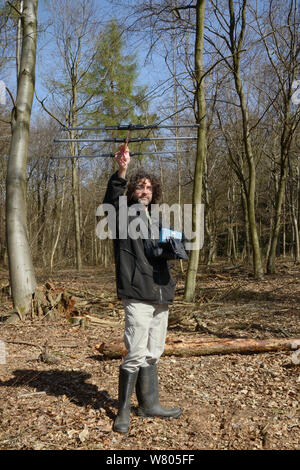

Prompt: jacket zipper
[{"left": 159, "top": 286, "right": 163, "bottom": 304}]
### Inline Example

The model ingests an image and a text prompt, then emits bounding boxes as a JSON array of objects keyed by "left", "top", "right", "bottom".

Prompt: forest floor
[{"left": 0, "top": 260, "right": 299, "bottom": 451}]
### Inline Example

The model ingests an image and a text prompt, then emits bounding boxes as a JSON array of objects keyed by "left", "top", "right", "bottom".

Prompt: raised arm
[
  {"left": 115, "top": 144, "right": 130, "bottom": 179},
  {"left": 103, "top": 144, "right": 131, "bottom": 206}
]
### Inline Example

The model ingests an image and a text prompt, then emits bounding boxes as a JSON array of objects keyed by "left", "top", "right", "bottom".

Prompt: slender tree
[
  {"left": 227, "top": 0, "right": 263, "bottom": 279},
  {"left": 37, "top": 0, "right": 101, "bottom": 271},
  {"left": 6, "top": 0, "right": 38, "bottom": 317},
  {"left": 184, "top": 0, "right": 207, "bottom": 302}
]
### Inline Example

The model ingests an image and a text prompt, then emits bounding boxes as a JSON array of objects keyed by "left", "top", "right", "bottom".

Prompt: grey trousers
[{"left": 121, "top": 299, "right": 169, "bottom": 373}]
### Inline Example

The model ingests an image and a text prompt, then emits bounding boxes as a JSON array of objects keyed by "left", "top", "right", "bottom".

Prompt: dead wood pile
[
  {"left": 1, "top": 282, "right": 123, "bottom": 327},
  {"left": 1, "top": 282, "right": 300, "bottom": 361}
]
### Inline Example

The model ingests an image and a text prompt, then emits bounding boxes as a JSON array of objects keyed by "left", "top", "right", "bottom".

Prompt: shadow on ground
[{"left": 0, "top": 369, "right": 117, "bottom": 420}]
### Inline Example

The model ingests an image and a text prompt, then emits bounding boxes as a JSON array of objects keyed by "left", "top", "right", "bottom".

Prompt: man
[{"left": 103, "top": 144, "right": 182, "bottom": 434}]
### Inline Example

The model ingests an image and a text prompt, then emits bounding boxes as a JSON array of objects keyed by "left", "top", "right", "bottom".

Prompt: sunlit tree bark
[{"left": 6, "top": 0, "right": 38, "bottom": 316}]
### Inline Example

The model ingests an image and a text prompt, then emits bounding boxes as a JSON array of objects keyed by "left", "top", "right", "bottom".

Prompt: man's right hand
[{"left": 115, "top": 144, "right": 130, "bottom": 179}]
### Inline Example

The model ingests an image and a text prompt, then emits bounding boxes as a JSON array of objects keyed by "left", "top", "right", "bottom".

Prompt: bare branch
[
  {"left": 35, "top": 92, "right": 65, "bottom": 128},
  {"left": 5, "top": 86, "right": 16, "bottom": 107},
  {"left": 5, "top": 0, "right": 23, "bottom": 16}
]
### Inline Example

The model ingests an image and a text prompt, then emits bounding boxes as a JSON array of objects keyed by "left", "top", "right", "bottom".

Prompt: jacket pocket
[
  {"left": 131, "top": 261, "right": 154, "bottom": 291},
  {"left": 118, "top": 248, "right": 136, "bottom": 289},
  {"left": 132, "top": 261, "right": 153, "bottom": 283}
]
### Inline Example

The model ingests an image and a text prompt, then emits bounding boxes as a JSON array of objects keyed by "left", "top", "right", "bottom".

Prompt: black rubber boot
[
  {"left": 113, "top": 366, "right": 139, "bottom": 433},
  {"left": 136, "top": 364, "right": 182, "bottom": 419}
]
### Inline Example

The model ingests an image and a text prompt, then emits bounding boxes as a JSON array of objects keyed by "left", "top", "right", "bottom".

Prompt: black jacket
[{"left": 103, "top": 171, "right": 176, "bottom": 304}]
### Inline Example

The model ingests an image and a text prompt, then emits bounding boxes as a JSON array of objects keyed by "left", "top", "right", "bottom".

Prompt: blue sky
[
  {"left": 1, "top": 0, "right": 187, "bottom": 126},
  {"left": 33, "top": 0, "right": 170, "bottom": 118}
]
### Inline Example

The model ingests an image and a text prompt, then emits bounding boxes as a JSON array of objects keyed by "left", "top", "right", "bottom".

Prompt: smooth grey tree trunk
[
  {"left": 184, "top": 0, "right": 206, "bottom": 302},
  {"left": 6, "top": 0, "right": 38, "bottom": 316}
]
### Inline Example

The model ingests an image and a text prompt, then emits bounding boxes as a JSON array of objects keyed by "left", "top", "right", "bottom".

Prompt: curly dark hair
[{"left": 126, "top": 170, "right": 162, "bottom": 205}]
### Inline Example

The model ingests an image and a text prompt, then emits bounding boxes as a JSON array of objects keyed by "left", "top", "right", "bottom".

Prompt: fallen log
[{"left": 96, "top": 336, "right": 300, "bottom": 358}]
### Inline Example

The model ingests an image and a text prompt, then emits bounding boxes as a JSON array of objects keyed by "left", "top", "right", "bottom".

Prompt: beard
[
  {"left": 131, "top": 193, "right": 152, "bottom": 206},
  {"left": 137, "top": 197, "right": 151, "bottom": 206}
]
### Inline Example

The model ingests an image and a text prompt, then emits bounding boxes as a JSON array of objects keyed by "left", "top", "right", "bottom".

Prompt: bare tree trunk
[
  {"left": 68, "top": 56, "right": 82, "bottom": 271},
  {"left": 296, "top": 165, "right": 300, "bottom": 262},
  {"left": 239, "top": 184, "right": 249, "bottom": 263},
  {"left": 172, "top": 38, "right": 184, "bottom": 274},
  {"left": 203, "top": 153, "right": 216, "bottom": 265},
  {"left": 34, "top": 0, "right": 100, "bottom": 272},
  {"left": 157, "top": 154, "right": 165, "bottom": 204},
  {"left": 6, "top": 0, "right": 38, "bottom": 316},
  {"left": 256, "top": 0, "right": 300, "bottom": 273},
  {"left": 228, "top": 0, "right": 264, "bottom": 279},
  {"left": 36, "top": 168, "right": 49, "bottom": 267},
  {"left": 265, "top": 217, "right": 273, "bottom": 266},
  {"left": 282, "top": 195, "right": 286, "bottom": 258},
  {"left": 231, "top": 184, "right": 238, "bottom": 262},
  {"left": 16, "top": 0, "right": 23, "bottom": 81},
  {"left": 71, "top": 156, "right": 82, "bottom": 271},
  {"left": 267, "top": 155, "right": 288, "bottom": 272},
  {"left": 184, "top": 0, "right": 206, "bottom": 302},
  {"left": 289, "top": 160, "right": 300, "bottom": 263},
  {"left": 50, "top": 167, "right": 67, "bottom": 272},
  {"left": 291, "top": 214, "right": 300, "bottom": 263},
  {"left": 227, "top": 185, "right": 237, "bottom": 263}
]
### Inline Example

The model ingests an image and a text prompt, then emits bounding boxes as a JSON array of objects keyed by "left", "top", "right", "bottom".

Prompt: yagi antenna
[
  {"left": 53, "top": 122, "right": 198, "bottom": 152},
  {"left": 63, "top": 124, "right": 200, "bottom": 131},
  {"left": 51, "top": 151, "right": 191, "bottom": 160},
  {"left": 54, "top": 137, "right": 197, "bottom": 143}
]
